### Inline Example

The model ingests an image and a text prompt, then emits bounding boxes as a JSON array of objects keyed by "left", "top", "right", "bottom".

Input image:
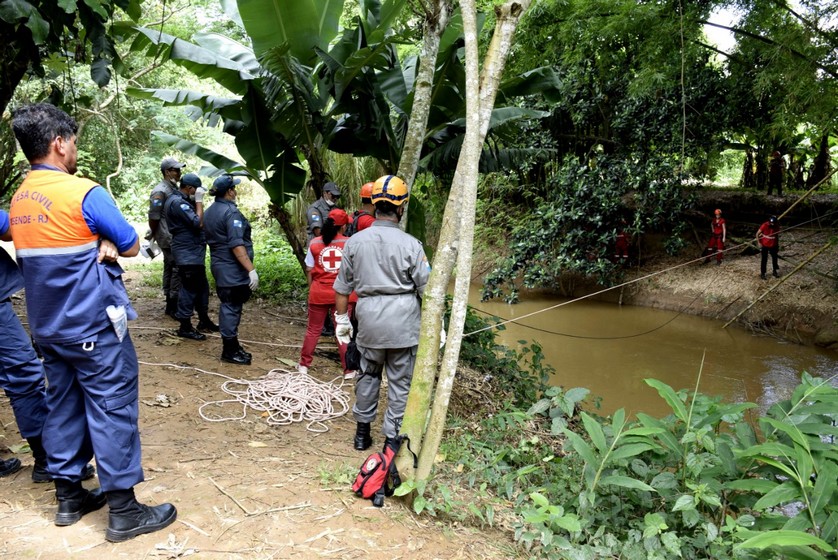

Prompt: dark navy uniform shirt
[
  {"left": 0, "top": 210, "right": 24, "bottom": 301},
  {"left": 203, "top": 198, "right": 253, "bottom": 287},
  {"left": 164, "top": 190, "right": 206, "bottom": 266}
]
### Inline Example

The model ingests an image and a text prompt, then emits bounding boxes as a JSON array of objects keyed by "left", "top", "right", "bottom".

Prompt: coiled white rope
[
  {"left": 198, "top": 368, "right": 351, "bottom": 433},
  {"left": 138, "top": 360, "right": 351, "bottom": 433}
]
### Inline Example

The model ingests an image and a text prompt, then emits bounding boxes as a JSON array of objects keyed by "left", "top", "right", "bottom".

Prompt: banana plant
[{"left": 124, "top": 0, "right": 559, "bottom": 260}]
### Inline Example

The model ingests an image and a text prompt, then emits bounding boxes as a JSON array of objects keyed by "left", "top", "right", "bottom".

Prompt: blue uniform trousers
[
  {"left": 216, "top": 285, "right": 251, "bottom": 339},
  {"left": 38, "top": 326, "right": 144, "bottom": 490},
  {"left": 0, "top": 299, "right": 47, "bottom": 438},
  {"left": 176, "top": 264, "right": 210, "bottom": 320}
]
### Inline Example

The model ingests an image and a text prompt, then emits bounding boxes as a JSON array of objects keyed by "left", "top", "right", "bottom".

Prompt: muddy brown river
[{"left": 470, "top": 289, "right": 838, "bottom": 417}]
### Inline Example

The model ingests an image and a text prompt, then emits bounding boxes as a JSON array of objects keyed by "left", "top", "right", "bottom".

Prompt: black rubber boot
[
  {"left": 0, "top": 457, "right": 22, "bottom": 477},
  {"left": 196, "top": 312, "right": 219, "bottom": 332},
  {"left": 237, "top": 341, "right": 252, "bottom": 362},
  {"left": 221, "top": 337, "right": 251, "bottom": 365},
  {"left": 54, "top": 479, "right": 106, "bottom": 526},
  {"left": 354, "top": 422, "right": 372, "bottom": 451},
  {"left": 164, "top": 296, "right": 179, "bottom": 319},
  {"left": 177, "top": 319, "right": 206, "bottom": 341},
  {"left": 105, "top": 488, "right": 177, "bottom": 543},
  {"left": 29, "top": 436, "right": 96, "bottom": 483}
]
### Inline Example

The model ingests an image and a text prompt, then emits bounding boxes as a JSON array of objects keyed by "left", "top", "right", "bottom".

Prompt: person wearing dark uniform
[
  {"left": 203, "top": 175, "right": 257, "bottom": 365},
  {"left": 298, "top": 208, "right": 358, "bottom": 379},
  {"left": 306, "top": 182, "right": 341, "bottom": 241},
  {"left": 333, "top": 175, "right": 430, "bottom": 451},
  {"left": 164, "top": 173, "right": 217, "bottom": 339},
  {"left": 0, "top": 210, "right": 97, "bottom": 483},
  {"left": 757, "top": 215, "right": 781, "bottom": 280},
  {"left": 705, "top": 209, "right": 726, "bottom": 265},
  {"left": 10, "top": 103, "right": 176, "bottom": 541},
  {"left": 148, "top": 157, "right": 186, "bottom": 317}
]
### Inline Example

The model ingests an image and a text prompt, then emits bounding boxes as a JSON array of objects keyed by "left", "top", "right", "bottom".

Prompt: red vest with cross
[{"left": 308, "top": 235, "right": 357, "bottom": 305}]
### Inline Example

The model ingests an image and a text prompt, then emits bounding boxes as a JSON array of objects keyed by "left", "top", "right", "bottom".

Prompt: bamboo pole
[
  {"left": 778, "top": 167, "right": 838, "bottom": 221},
  {"left": 723, "top": 241, "right": 834, "bottom": 328}
]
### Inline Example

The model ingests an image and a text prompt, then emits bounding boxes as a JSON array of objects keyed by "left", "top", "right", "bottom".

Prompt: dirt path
[{"left": 0, "top": 264, "right": 514, "bottom": 560}]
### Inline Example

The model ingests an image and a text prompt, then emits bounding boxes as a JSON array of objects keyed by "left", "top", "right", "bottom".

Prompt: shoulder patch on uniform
[
  {"left": 233, "top": 219, "right": 242, "bottom": 228},
  {"left": 151, "top": 198, "right": 163, "bottom": 206},
  {"left": 310, "top": 214, "right": 321, "bottom": 222},
  {"left": 179, "top": 202, "right": 191, "bottom": 211}
]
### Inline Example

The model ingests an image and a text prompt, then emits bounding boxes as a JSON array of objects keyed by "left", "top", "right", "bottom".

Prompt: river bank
[{"left": 474, "top": 189, "right": 838, "bottom": 351}]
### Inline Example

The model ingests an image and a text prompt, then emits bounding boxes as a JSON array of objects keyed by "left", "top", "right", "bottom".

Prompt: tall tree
[
  {"left": 399, "top": 0, "right": 533, "bottom": 484},
  {"left": 0, "top": 0, "right": 141, "bottom": 116}
]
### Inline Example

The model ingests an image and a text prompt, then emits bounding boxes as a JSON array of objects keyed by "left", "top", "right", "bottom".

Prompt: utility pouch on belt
[{"left": 352, "top": 435, "right": 418, "bottom": 507}]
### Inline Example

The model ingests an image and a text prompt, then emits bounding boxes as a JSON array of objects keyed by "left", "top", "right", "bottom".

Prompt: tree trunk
[
  {"left": 810, "top": 134, "right": 831, "bottom": 188},
  {"left": 0, "top": 25, "right": 37, "bottom": 118},
  {"left": 270, "top": 202, "right": 307, "bottom": 270},
  {"left": 398, "top": 0, "right": 533, "bottom": 483},
  {"left": 741, "top": 149, "right": 755, "bottom": 190},
  {"left": 755, "top": 146, "right": 768, "bottom": 191},
  {"left": 396, "top": 0, "right": 451, "bottom": 231}
]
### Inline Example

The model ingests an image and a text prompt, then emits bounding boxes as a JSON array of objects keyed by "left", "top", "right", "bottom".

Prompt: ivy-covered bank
[{"left": 406, "top": 310, "right": 838, "bottom": 560}]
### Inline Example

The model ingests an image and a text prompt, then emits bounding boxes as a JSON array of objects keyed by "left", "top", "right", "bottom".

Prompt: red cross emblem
[{"left": 319, "top": 246, "right": 343, "bottom": 272}]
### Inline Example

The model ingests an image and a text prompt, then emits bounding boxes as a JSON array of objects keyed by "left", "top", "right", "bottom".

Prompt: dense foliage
[
  {"left": 482, "top": 155, "right": 693, "bottom": 301},
  {"left": 405, "top": 334, "right": 838, "bottom": 560}
]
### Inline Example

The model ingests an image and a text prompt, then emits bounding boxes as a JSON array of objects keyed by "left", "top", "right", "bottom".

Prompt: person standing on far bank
[
  {"left": 10, "top": 102, "right": 176, "bottom": 542},
  {"left": 705, "top": 208, "right": 726, "bottom": 265},
  {"left": 148, "top": 157, "right": 186, "bottom": 317},
  {"left": 164, "top": 172, "right": 218, "bottom": 339},
  {"left": 203, "top": 175, "right": 257, "bottom": 365},
  {"left": 756, "top": 215, "right": 781, "bottom": 280}
]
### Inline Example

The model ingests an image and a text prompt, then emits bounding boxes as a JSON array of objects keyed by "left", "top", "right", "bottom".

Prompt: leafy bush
[
  {"left": 482, "top": 155, "right": 694, "bottom": 303},
  {"left": 249, "top": 226, "right": 307, "bottom": 303},
  {"left": 429, "top": 366, "right": 838, "bottom": 560}
]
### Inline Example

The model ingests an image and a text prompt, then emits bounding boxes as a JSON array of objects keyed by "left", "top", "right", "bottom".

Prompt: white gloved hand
[
  {"left": 195, "top": 186, "right": 207, "bottom": 203},
  {"left": 334, "top": 312, "right": 353, "bottom": 345},
  {"left": 248, "top": 269, "right": 259, "bottom": 290},
  {"left": 440, "top": 319, "right": 447, "bottom": 349}
]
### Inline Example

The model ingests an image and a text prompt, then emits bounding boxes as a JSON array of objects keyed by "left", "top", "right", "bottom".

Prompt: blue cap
[
  {"left": 211, "top": 175, "right": 241, "bottom": 196},
  {"left": 181, "top": 173, "right": 202, "bottom": 188}
]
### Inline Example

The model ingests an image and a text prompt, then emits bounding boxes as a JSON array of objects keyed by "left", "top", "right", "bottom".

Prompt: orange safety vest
[
  {"left": 10, "top": 170, "right": 99, "bottom": 252},
  {"left": 10, "top": 169, "right": 112, "bottom": 342}
]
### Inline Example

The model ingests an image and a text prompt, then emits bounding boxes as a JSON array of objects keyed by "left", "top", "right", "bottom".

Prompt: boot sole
[
  {"left": 105, "top": 508, "right": 177, "bottom": 542},
  {"left": 221, "top": 356, "right": 251, "bottom": 365}
]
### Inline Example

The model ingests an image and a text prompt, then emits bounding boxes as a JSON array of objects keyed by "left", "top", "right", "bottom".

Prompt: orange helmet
[{"left": 360, "top": 182, "right": 374, "bottom": 199}]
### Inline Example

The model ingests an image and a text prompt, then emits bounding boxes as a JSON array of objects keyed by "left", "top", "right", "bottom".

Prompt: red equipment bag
[{"left": 352, "top": 435, "right": 417, "bottom": 507}]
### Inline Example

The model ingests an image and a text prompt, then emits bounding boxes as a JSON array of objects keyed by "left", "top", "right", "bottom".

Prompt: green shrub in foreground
[{"left": 425, "top": 370, "right": 837, "bottom": 560}]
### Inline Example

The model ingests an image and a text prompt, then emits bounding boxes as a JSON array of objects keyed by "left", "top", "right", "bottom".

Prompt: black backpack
[{"left": 345, "top": 210, "right": 371, "bottom": 237}]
